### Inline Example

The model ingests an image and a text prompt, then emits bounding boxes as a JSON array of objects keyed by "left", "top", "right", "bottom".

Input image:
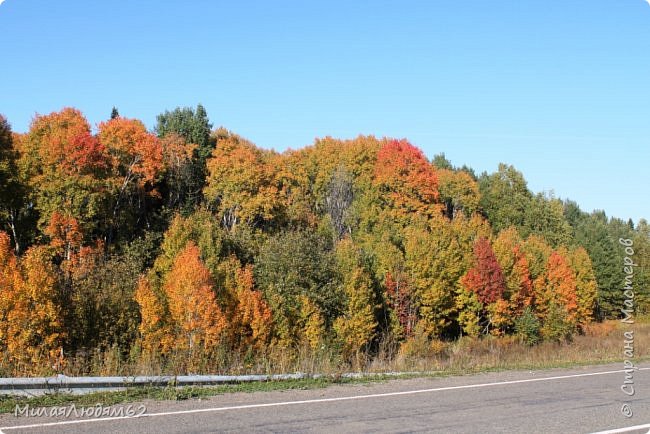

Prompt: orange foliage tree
[
  {"left": 20, "top": 108, "right": 110, "bottom": 237},
  {"left": 22, "top": 108, "right": 99, "bottom": 175},
  {"left": 493, "top": 228, "right": 535, "bottom": 324},
  {"left": 99, "top": 117, "right": 163, "bottom": 187},
  {"left": 163, "top": 242, "right": 225, "bottom": 353},
  {"left": 385, "top": 271, "right": 416, "bottom": 339},
  {"left": 98, "top": 117, "right": 163, "bottom": 243},
  {"left": 373, "top": 139, "right": 441, "bottom": 221},
  {"left": 217, "top": 258, "right": 273, "bottom": 352},
  {"left": 509, "top": 246, "right": 535, "bottom": 315},
  {"left": 136, "top": 242, "right": 225, "bottom": 356},
  {"left": 536, "top": 250, "right": 578, "bottom": 321},
  {"left": 45, "top": 212, "right": 83, "bottom": 263},
  {"left": 534, "top": 249, "right": 579, "bottom": 340},
  {"left": 232, "top": 265, "right": 273, "bottom": 351},
  {"left": 0, "top": 232, "right": 20, "bottom": 354}
]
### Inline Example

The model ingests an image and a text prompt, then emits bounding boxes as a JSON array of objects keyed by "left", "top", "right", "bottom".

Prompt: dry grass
[
  {"left": 5, "top": 319, "right": 648, "bottom": 378},
  {"left": 366, "top": 319, "right": 650, "bottom": 374}
]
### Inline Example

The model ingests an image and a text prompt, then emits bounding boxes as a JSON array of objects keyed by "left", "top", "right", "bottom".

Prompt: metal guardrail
[{"left": 0, "top": 372, "right": 411, "bottom": 397}]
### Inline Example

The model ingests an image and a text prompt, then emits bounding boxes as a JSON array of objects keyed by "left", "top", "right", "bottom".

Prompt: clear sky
[{"left": 1, "top": 1, "right": 649, "bottom": 222}]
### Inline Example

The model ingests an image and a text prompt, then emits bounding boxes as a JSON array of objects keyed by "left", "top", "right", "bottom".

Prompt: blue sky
[{"left": 1, "top": 1, "right": 649, "bottom": 222}]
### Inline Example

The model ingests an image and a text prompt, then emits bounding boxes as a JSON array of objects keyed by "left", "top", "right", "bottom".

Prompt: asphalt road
[{"left": 1, "top": 363, "right": 648, "bottom": 433}]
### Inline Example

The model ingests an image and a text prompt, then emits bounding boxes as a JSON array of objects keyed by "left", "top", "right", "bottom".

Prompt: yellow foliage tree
[
  {"left": 333, "top": 238, "right": 376, "bottom": 358},
  {"left": 298, "top": 295, "right": 325, "bottom": 350},
  {"left": 1, "top": 240, "right": 64, "bottom": 374},
  {"left": 134, "top": 276, "right": 173, "bottom": 354},
  {"left": 204, "top": 135, "right": 282, "bottom": 229},
  {"left": 437, "top": 168, "right": 480, "bottom": 219},
  {"left": 568, "top": 246, "right": 598, "bottom": 329},
  {"left": 404, "top": 216, "right": 463, "bottom": 338}
]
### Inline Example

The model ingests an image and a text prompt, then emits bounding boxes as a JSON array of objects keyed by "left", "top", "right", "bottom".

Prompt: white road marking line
[
  {"left": 1, "top": 368, "right": 648, "bottom": 431},
  {"left": 590, "top": 423, "right": 650, "bottom": 434}
]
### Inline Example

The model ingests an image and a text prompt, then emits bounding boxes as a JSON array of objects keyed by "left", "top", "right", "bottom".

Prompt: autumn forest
[{"left": 0, "top": 106, "right": 648, "bottom": 377}]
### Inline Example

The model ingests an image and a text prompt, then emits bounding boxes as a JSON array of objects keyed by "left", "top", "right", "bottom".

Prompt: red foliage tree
[
  {"left": 461, "top": 237, "right": 506, "bottom": 305},
  {"left": 385, "top": 271, "right": 415, "bottom": 337},
  {"left": 65, "top": 131, "right": 108, "bottom": 175},
  {"left": 510, "top": 245, "right": 534, "bottom": 313}
]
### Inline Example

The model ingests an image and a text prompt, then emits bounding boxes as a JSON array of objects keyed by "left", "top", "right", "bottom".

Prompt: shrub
[
  {"left": 514, "top": 307, "right": 541, "bottom": 346},
  {"left": 540, "top": 303, "right": 575, "bottom": 343}
]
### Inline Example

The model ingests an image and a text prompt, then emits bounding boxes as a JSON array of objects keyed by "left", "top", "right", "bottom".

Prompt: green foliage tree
[
  {"left": 479, "top": 164, "right": 532, "bottom": 234},
  {"left": 479, "top": 165, "right": 571, "bottom": 246},
  {"left": 432, "top": 152, "right": 453, "bottom": 170},
  {"left": 254, "top": 230, "right": 341, "bottom": 347},
  {"left": 525, "top": 193, "right": 572, "bottom": 247},
  {"left": 514, "top": 306, "right": 540, "bottom": 345},
  {"left": 156, "top": 104, "right": 212, "bottom": 163},
  {"left": 65, "top": 236, "right": 156, "bottom": 354},
  {"left": 0, "top": 116, "right": 27, "bottom": 253},
  {"left": 564, "top": 203, "right": 638, "bottom": 319},
  {"left": 633, "top": 219, "right": 650, "bottom": 315},
  {"left": 156, "top": 104, "right": 213, "bottom": 211}
]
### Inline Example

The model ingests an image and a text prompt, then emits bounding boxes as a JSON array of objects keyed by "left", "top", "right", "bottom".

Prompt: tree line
[{"left": 0, "top": 106, "right": 647, "bottom": 375}]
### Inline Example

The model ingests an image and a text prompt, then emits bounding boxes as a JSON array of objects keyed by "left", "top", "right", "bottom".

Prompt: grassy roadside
[
  {"left": 1, "top": 319, "right": 648, "bottom": 414},
  {"left": 0, "top": 377, "right": 361, "bottom": 414}
]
